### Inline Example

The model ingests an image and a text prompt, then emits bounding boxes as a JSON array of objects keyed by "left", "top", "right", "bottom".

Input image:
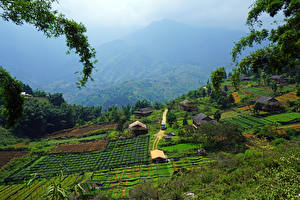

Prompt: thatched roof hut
[
  {"left": 179, "top": 100, "right": 197, "bottom": 112},
  {"left": 191, "top": 113, "right": 217, "bottom": 128},
  {"left": 151, "top": 150, "right": 167, "bottom": 163},
  {"left": 253, "top": 96, "right": 282, "bottom": 111},
  {"left": 133, "top": 107, "right": 153, "bottom": 117}
]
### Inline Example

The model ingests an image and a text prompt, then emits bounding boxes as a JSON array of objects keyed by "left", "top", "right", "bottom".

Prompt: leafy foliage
[
  {"left": 232, "top": 0, "right": 300, "bottom": 74},
  {"left": 0, "top": 0, "right": 97, "bottom": 86},
  {"left": 210, "top": 67, "right": 226, "bottom": 91},
  {"left": 0, "top": 0, "right": 96, "bottom": 127},
  {"left": 0, "top": 66, "right": 24, "bottom": 127}
]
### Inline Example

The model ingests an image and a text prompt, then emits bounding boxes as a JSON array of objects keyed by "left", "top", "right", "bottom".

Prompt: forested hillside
[{"left": 2, "top": 19, "right": 244, "bottom": 107}]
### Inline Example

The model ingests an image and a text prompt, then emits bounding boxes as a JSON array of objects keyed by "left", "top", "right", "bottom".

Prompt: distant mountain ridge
[{"left": 1, "top": 19, "right": 245, "bottom": 107}]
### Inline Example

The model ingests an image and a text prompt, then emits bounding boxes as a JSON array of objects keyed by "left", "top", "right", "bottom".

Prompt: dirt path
[{"left": 152, "top": 109, "right": 168, "bottom": 150}]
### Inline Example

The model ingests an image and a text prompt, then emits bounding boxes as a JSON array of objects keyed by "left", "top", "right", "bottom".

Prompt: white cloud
[{"left": 54, "top": 0, "right": 255, "bottom": 30}]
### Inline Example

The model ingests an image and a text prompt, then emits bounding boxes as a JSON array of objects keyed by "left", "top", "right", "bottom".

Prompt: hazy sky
[{"left": 54, "top": 0, "right": 255, "bottom": 30}]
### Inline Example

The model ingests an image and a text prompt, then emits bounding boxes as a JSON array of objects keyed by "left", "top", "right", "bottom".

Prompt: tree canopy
[
  {"left": 0, "top": 0, "right": 97, "bottom": 126},
  {"left": 210, "top": 67, "right": 226, "bottom": 91},
  {"left": 232, "top": 0, "right": 300, "bottom": 74}
]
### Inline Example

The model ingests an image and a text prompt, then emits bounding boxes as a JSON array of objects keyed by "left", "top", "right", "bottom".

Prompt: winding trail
[{"left": 152, "top": 109, "right": 168, "bottom": 150}]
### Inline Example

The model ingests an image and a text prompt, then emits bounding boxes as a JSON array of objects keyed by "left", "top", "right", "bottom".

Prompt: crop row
[
  {"left": 0, "top": 173, "right": 83, "bottom": 200},
  {"left": 8, "top": 136, "right": 150, "bottom": 181},
  {"left": 90, "top": 156, "right": 211, "bottom": 196},
  {"left": 225, "top": 115, "right": 272, "bottom": 130}
]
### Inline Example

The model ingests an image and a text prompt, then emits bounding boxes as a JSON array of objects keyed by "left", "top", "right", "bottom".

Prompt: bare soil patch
[
  {"left": 49, "top": 140, "right": 108, "bottom": 153},
  {"left": 0, "top": 150, "right": 28, "bottom": 169},
  {"left": 48, "top": 123, "right": 117, "bottom": 139}
]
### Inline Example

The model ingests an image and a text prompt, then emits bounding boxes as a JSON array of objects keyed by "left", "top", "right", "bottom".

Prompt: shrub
[{"left": 271, "top": 138, "right": 287, "bottom": 146}]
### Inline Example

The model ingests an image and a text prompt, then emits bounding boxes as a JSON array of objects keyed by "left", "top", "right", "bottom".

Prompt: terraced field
[
  {"left": 0, "top": 151, "right": 28, "bottom": 169},
  {"left": 89, "top": 156, "right": 212, "bottom": 197},
  {"left": 49, "top": 140, "right": 108, "bottom": 153},
  {"left": 7, "top": 136, "right": 150, "bottom": 181},
  {"left": 48, "top": 123, "right": 117, "bottom": 139},
  {"left": 265, "top": 112, "right": 300, "bottom": 124},
  {"left": 225, "top": 115, "right": 272, "bottom": 130},
  {"left": 0, "top": 173, "right": 87, "bottom": 200}
]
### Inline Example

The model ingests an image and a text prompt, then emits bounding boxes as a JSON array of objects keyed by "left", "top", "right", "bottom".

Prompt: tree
[
  {"left": 0, "top": 67, "right": 24, "bottom": 127},
  {"left": 254, "top": 102, "right": 262, "bottom": 114},
  {"left": 228, "top": 94, "right": 235, "bottom": 104},
  {"left": 0, "top": 0, "right": 97, "bottom": 126},
  {"left": 232, "top": 0, "right": 300, "bottom": 74},
  {"left": 167, "top": 111, "right": 177, "bottom": 125},
  {"left": 182, "top": 113, "right": 188, "bottom": 126},
  {"left": 48, "top": 93, "right": 65, "bottom": 107},
  {"left": 272, "top": 83, "right": 278, "bottom": 94},
  {"left": 230, "top": 69, "right": 241, "bottom": 91},
  {"left": 210, "top": 67, "right": 226, "bottom": 91},
  {"left": 132, "top": 99, "right": 151, "bottom": 111},
  {"left": 214, "top": 110, "right": 221, "bottom": 122},
  {"left": 296, "top": 84, "right": 300, "bottom": 97},
  {"left": 22, "top": 84, "right": 33, "bottom": 95},
  {"left": 224, "top": 85, "right": 228, "bottom": 92},
  {"left": 195, "top": 122, "right": 246, "bottom": 151}
]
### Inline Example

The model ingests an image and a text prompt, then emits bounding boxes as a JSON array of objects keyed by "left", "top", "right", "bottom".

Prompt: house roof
[
  {"left": 133, "top": 107, "right": 153, "bottom": 114},
  {"left": 255, "top": 96, "right": 282, "bottom": 105},
  {"left": 192, "top": 113, "right": 208, "bottom": 121},
  {"left": 179, "top": 99, "right": 191, "bottom": 105},
  {"left": 191, "top": 113, "right": 216, "bottom": 126},
  {"left": 151, "top": 150, "right": 167, "bottom": 160},
  {"left": 179, "top": 100, "right": 196, "bottom": 107},
  {"left": 270, "top": 75, "right": 287, "bottom": 79},
  {"left": 129, "top": 121, "right": 147, "bottom": 129},
  {"left": 167, "top": 132, "right": 176, "bottom": 136},
  {"left": 239, "top": 75, "right": 251, "bottom": 80}
]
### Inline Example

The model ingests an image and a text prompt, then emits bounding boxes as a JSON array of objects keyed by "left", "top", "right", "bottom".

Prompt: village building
[
  {"left": 133, "top": 107, "right": 153, "bottom": 117},
  {"left": 191, "top": 113, "right": 217, "bottom": 128},
  {"left": 128, "top": 121, "right": 148, "bottom": 136},
  {"left": 270, "top": 75, "right": 288, "bottom": 84},
  {"left": 151, "top": 150, "right": 167, "bottom": 163},
  {"left": 253, "top": 96, "right": 283, "bottom": 112},
  {"left": 239, "top": 75, "right": 251, "bottom": 81},
  {"left": 167, "top": 132, "right": 176, "bottom": 136},
  {"left": 163, "top": 136, "right": 172, "bottom": 141},
  {"left": 179, "top": 100, "right": 198, "bottom": 112},
  {"left": 21, "top": 92, "right": 33, "bottom": 98}
]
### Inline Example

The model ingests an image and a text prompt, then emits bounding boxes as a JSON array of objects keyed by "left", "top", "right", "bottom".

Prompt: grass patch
[{"left": 265, "top": 112, "right": 300, "bottom": 123}]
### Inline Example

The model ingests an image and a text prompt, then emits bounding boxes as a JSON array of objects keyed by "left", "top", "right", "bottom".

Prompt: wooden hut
[
  {"left": 151, "top": 150, "right": 167, "bottom": 163},
  {"left": 191, "top": 113, "right": 217, "bottom": 128},
  {"left": 239, "top": 75, "right": 251, "bottom": 81},
  {"left": 133, "top": 107, "right": 153, "bottom": 117},
  {"left": 129, "top": 121, "right": 148, "bottom": 136},
  {"left": 270, "top": 75, "right": 288, "bottom": 84},
  {"left": 253, "top": 96, "right": 282, "bottom": 112},
  {"left": 179, "top": 100, "right": 197, "bottom": 112}
]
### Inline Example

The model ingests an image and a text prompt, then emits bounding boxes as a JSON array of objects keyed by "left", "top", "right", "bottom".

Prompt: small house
[
  {"left": 270, "top": 75, "right": 288, "bottom": 84},
  {"left": 21, "top": 92, "right": 33, "bottom": 98},
  {"left": 151, "top": 150, "right": 167, "bottom": 163},
  {"left": 129, "top": 121, "right": 148, "bottom": 136},
  {"left": 239, "top": 75, "right": 251, "bottom": 81},
  {"left": 191, "top": 113, "right": 217, "bottom": 128},
  {"left": 167, "top": 132, "right": 176, "bottom": 136},
  {"left": 179, "top": 100, "right": 198, "bottom": 112},
  {"left": 253, "top": 96, "right": 282, "bottom": 112},
  {"left": 133, "top": 107, "right": 153, "bottom": 117},
  {"left": 163, "top": 136, "right": 172, "bottom": 141}
]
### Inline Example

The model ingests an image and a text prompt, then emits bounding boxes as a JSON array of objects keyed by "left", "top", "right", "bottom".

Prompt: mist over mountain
[{"left": 1, "top": 19, "right": 245, "bottom": 107}]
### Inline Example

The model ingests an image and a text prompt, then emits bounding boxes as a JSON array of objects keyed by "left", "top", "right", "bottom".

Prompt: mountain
[{"left": 1, "top": 19, "right": 245, "bottom": 107}]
